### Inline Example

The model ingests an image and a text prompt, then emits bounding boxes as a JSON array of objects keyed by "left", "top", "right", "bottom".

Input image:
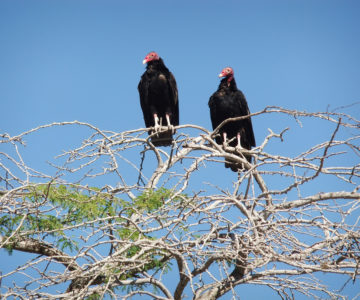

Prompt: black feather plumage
[
  {"left": 208, "top": 72, "right": 255, "bottom": 171},
  {"left": 138, "top": 55, "right": 179, "bottom": 147}
]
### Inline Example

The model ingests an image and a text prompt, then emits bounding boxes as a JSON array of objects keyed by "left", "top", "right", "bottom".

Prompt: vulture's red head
[
  {"left": 219, "top": 67, "right": 234, "bottom": 79},
  {"left": 219, "top": 67, "right": 234, "bottom": 85},
  {"left": 143, "top": 51, "right": 160, "bottom": 64}
]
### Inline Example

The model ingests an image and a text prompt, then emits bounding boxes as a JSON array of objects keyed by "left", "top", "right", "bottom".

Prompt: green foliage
[
  {"left": 84, "top": 293, "right": 102, "bottom": 300},
  {"left": 0, "top": 184, "right": 181, "bottom": 239},
  {"left": 31, "top": 184, "right": 116, "bottom": 225},
  {"left": 1, "top": 184, "right": 179, "bottom": 281},
  {"left": 110, "top": 187, "right": 179, "bottom": 280},
  {"left": 133, "top": 187, "right": 171, "bottom": 212}
]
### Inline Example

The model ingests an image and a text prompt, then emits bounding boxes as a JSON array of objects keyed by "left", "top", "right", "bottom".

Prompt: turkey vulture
[
  {"left": 138, "top": 51, "right": 179, "bottom": 146},
  {"left": 208, "top": 67, "right": 255, "bottom": 171}
]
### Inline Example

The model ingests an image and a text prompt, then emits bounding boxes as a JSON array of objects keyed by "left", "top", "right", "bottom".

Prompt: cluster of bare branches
[{"left": 0, "top": 107, "right": 359, "bottom": 299}]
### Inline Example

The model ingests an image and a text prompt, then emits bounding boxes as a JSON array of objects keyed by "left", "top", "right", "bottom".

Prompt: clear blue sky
[
  {"left": 0, "top": 1, "right": 359, "bottom": 299},
  {"left": 1, "top": 0, "right": 359, "bottom": 135}
]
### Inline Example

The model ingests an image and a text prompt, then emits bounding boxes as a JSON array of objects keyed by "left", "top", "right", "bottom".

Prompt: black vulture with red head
[
  {"left": 208, "top": 67, "right": 255, "bottom": 171},
  {"left": 138, "top": 52, "right": 179, "bottom": 146}
]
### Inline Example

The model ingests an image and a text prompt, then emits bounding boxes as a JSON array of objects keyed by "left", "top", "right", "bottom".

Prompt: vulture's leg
[
  {"left": 236, "top": 132, "right": 247, "bottom": 168},
  {"left": 222, "top": 132, "right": 228, "bottom": 146},
  {"left": 153, "top": 114, "right": 161, "bottom": 133},
  {"left": 236, "top": 133, "right": 243, "bottom": 149},
  {"left": 166, "top": 114, "right": 175, "bottom": 134}
]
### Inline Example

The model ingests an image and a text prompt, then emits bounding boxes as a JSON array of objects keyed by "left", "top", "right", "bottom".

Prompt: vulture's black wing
[
  {"left": 168, "top": 72, "right": 179, "bottom": 126},
  {"left": 232, "top": 90, "right": 256, "bottom": 149},
  {"left": 138, "top": 73, "right": 153, "bottom": 128},
  {"left": 208, "top": 93, "right": 225, "bottom": 145}
]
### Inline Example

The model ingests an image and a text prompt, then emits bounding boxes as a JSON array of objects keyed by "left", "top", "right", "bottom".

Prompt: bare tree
[{"left": 0, "top": 106, "right": 359, "bottom": 299}]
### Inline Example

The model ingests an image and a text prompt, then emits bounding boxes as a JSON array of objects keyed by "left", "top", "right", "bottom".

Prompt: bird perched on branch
[
  {"left": 208, "top": 67, "right": 255, "bottom": 171},
  {"left": 138, "top": 51, "right": 179, "bottom": 146}
]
